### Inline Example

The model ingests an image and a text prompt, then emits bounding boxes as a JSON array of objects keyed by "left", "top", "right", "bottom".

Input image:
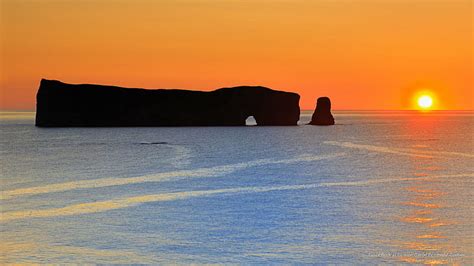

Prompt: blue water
[{"left": 1, "top": 111, "right": 473, "bottom": 264}]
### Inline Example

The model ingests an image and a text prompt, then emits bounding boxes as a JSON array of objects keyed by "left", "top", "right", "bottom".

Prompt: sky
[{"left": 0, "top": 0, "right": 472, "bottom": 110}]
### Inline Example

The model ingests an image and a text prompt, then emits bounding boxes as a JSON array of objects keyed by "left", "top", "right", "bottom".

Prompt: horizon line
[{"left": 1, "top": 109, "right": 473, "bottom": 112}]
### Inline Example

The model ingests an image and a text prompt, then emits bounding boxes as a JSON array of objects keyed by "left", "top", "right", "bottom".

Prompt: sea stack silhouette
[
  {"left": 308, "top": 97, "right": 335, "bottom": 126},
  {"left": 35, "top": 79, "right": 300, "bottom": 127}
]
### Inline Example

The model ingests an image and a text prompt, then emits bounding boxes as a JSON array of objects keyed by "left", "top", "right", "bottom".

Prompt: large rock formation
[
  {"left": 35, "top": 79, "right": 300, "bottom": 127},
  {"left": 308, "top": 97, "right": 335, "bottom": 125}
]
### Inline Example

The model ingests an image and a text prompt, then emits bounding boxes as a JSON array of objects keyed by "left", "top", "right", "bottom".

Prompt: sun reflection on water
[{"left": 395, "top": 116, "right": 466, "bottom": 264}]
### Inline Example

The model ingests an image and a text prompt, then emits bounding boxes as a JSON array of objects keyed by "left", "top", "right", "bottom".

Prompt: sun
[
  {"left": 411, "top": 89, "right": 438, "bottom": 110},
  {"left": 417, "top": 95, "right": 433, "bottom": 109}
]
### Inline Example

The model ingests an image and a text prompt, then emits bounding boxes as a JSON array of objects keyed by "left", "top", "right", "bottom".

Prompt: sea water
[{"left": 0, "top": 111, "right": 472, "bottom": 264}]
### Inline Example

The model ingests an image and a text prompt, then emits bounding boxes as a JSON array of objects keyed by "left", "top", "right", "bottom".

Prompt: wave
[
  {"left": 0, "top": 153, "right": 345, "bottom": 201},
  {"left": 1, "top": 173, "right": 471, "bottom": 223},
  {"left": 396, "top": 148, "right": 474, "bottom": 158},
  {"left": 324, "top": 141, "right": 433, "bottom": 158},
  {"left": 324, "top": 141, "right": 474, "bottom": 158}
]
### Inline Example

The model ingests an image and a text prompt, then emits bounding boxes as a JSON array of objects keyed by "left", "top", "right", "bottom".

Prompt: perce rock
[{"left": 35, "top": 79, "right": 300, "bottom": 127}]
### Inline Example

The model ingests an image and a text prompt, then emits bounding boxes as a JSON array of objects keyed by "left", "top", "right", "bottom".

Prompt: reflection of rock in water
[{"left": 308, "top": 97, "right": 335, "bottom": 126}]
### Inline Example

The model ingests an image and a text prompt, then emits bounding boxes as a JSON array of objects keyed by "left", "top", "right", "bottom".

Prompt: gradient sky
[{"left": 1, "top": 0, "right": 472, "bottom": 110}]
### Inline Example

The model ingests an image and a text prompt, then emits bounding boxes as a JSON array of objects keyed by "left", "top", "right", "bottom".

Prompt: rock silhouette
[
  {"left": 308, "top": 97, "right": 335, "bottom": 125},
  {"left": 36, "top": 79, "right": 300, "bottom": 127}
]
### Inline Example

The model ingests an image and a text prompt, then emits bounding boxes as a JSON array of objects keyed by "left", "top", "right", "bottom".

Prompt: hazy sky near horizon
[{"left": 1, "top": 0, "right": 472, "bottom": 110}]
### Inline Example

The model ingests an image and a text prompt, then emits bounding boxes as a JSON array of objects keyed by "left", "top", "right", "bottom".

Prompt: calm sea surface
[{"left": 1, "top": 111, "right": 473, "bottom": 264}]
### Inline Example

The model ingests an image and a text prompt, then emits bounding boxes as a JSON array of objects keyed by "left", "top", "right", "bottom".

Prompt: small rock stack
[{"left": 308, "top": 97, "right": 335, "bottom": 126}]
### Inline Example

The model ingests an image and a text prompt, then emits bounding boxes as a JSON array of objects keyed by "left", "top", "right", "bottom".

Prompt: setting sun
[
  {"left": 412, "top": 90, "right": 437, "bottom": 110},
  {"left": 417, "top": 95, "right": 433, "bottom": 109}
]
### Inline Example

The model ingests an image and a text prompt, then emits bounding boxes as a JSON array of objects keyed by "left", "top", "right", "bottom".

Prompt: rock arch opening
[{"left": 245, "top": 116, "right": 257, "bottom": 126}]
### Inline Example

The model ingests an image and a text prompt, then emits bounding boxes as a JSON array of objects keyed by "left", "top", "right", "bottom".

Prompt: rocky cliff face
[
  {"left": 308, "top": 97, "right": 335, "bottom": 125},
  {"left": 35, "top": 79, "right": 300, "bottom": 127}
]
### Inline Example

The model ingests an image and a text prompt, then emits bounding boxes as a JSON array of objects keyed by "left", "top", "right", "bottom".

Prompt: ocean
[{"left": 1, "top": 111, "right": 473, "bottom": 264}]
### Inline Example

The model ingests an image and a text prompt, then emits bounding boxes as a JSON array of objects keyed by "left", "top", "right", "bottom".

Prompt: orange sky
[{"left": 1, "top": 0, "right": 472, "bottom": 110}]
